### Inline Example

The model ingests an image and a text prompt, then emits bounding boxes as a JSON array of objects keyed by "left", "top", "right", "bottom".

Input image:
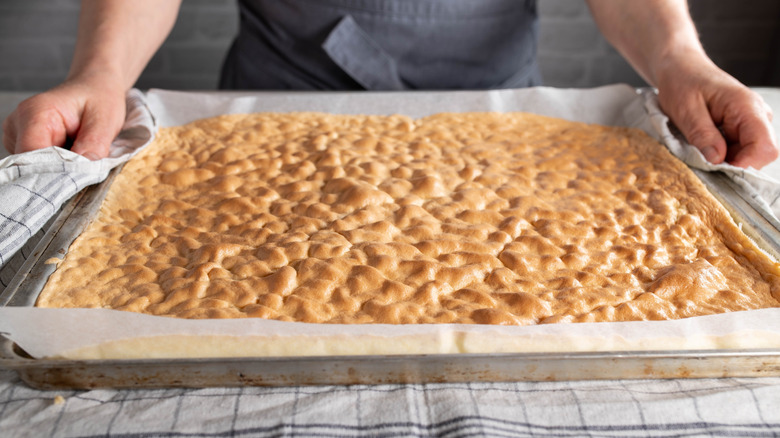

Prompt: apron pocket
[{"left": 322, "top": 15, "right": 406, "bottom": 91}]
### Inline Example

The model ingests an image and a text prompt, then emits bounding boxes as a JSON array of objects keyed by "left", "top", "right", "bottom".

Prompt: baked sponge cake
[{"left": 35, "top": 112, "right": 780, "bottom": 324}]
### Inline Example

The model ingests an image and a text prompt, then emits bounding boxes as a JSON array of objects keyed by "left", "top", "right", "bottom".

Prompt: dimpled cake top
[{"left": 36, "top": 112, "right": 780, "bottom": 324}]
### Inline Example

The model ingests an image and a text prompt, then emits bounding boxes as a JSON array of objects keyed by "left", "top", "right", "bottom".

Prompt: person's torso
[{"left": 220, "top": 0, "right": 540, "bottom": 90}]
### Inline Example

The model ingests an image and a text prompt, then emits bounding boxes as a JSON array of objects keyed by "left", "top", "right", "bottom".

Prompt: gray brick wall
[{"left": 1, "top": 0, "right": 778, "bottom": 91}]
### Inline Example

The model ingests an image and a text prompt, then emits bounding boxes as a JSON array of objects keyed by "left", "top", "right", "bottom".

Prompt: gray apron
[{"left": 219, "top": 0, "right": 540, "bottom": 91}]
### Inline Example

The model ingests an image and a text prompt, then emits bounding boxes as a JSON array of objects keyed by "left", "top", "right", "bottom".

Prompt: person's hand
[
  {"left": 2, "top": 77, "right": 126, "bottom": 160},
  {"left": 654, "top": 51, "right": 778, "bottom": 169}
]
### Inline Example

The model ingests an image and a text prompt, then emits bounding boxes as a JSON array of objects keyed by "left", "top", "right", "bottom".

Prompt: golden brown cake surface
[{"left": 36, "top": 112, "right": 780, "bottom": 324}]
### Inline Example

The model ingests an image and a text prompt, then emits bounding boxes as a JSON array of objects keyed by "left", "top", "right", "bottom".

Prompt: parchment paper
[{"left": 3, "top": 84, "right": 780, "bottom": 360}]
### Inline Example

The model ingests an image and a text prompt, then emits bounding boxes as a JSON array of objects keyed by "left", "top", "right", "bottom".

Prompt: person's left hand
[{"left": 654, "top": 51, "right": 778, "bottom": 169}]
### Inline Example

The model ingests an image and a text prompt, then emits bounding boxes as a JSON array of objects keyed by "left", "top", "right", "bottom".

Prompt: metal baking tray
[{"left": 2, "top": 166, "right": 780, "bottom": 389}]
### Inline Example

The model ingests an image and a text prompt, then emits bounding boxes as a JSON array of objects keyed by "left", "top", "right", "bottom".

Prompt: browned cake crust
[{"left": 36, "top": 112, "right": 780, "bottom": 324}]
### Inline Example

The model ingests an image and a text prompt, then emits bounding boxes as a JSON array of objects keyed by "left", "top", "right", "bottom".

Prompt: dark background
[{"left": 1, "top": 0, "right": 779, "bottom": 91}]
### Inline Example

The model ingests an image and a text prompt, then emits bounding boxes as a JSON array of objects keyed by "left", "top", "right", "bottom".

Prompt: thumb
[
  {"left": 666, "top": 96, "right": 727, "bottom": 165},
  {"left": 70, "top": 102, "right": 124, "bottom": 161}
]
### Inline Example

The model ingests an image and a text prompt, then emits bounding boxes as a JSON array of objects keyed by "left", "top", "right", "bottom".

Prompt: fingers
[
  {"left": 3, "top": 99, "right": 71, "bottom": 155},
  {"left": 654, "top": 57, "right": 780, "bottom": 169},
  {"left": 1, "top": 86, "right": 126, "bottom": 161},
  {"left": 69, "top": 100, "right": 125, "bottom": 160},
  {"left": 14, "top": 111, "right": 70, "bottom": 155},
  {"left": 660, "top": 76, "right": 780, "bottom": 169},
  {"left": 662, "top": 93, "right": 728, "bottom": 165},
  {"left": 725, "top": 101, "right": 778, "bottom": 169}
]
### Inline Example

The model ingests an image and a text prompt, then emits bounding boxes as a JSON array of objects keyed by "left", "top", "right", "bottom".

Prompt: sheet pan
[{"left": 3, "top": 86, "right": 780, "bottom": 388}]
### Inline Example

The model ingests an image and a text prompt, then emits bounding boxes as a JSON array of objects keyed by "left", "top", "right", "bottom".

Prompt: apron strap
[{"left": 322, "top": 15, "right": 406, "bottom": 91}]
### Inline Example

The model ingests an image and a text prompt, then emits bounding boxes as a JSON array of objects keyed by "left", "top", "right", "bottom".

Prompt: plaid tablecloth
[{"left": 4, "top": 366, "right": 780, "bottom": 437}]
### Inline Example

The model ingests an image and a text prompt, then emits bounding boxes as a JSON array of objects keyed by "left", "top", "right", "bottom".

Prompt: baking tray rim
[{"left": 6, "top": 333, "right": 780, "bottom": 387}]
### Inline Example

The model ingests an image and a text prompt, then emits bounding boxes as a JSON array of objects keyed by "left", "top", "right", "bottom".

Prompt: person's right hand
[{"left": 2, "top": 77, "right": 127, "bottom": 160}]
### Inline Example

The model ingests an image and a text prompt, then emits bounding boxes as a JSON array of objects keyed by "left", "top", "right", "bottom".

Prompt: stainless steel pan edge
[{"left": 4, "top": 339, "right": 780, "bottom": 389}]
